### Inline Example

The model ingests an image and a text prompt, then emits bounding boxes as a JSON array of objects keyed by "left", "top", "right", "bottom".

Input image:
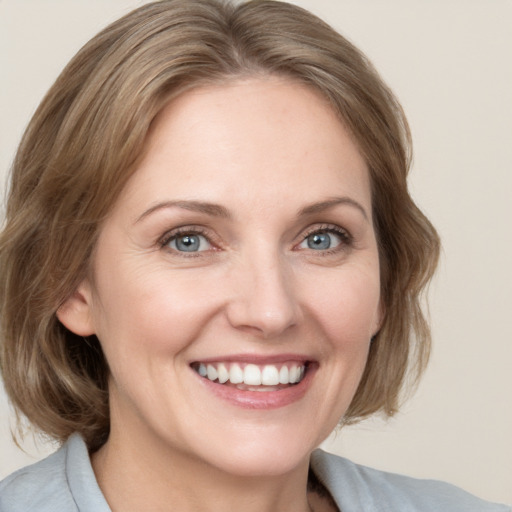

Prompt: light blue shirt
[{"left": 1, "top": 434, "right": 510, "bottom": 511}]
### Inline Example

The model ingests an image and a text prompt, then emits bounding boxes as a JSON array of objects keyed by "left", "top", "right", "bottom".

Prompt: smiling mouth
[{"left": 191, "top": 361, "right": 308, "bottom": 391}]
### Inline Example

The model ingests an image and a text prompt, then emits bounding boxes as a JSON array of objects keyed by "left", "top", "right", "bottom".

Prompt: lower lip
[{"left": 195, "top": 365, "right": 317, "bottom": 409}]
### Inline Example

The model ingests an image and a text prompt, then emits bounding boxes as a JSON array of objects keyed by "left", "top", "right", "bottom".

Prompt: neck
[{"left": 92, "top": 426, "right": 314, "bottom": 512}]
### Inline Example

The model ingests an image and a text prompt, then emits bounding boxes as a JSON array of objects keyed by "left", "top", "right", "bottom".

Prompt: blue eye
[
  {"left": 299, "top": 230, "right": 344, "bottom": 251},
  {"left": 167, "top": 233, "right": 211, "bottom": 252}
]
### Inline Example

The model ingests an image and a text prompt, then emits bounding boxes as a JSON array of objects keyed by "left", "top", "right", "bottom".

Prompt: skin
[{"left": 58, "top": 77, "right": 382, "bottom": 512}]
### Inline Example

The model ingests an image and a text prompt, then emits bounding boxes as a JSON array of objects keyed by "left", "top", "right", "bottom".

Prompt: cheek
[
  {"left": 91, "top": 263, "right": 221, "bottom": 359},
  {"left": 302, "top": 264, "right": 381, "bottom": 347}
]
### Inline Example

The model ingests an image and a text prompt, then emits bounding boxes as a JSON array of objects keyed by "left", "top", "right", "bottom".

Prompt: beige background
[{"left": 1, "top": 0, "right": 511, "bottom": 505}]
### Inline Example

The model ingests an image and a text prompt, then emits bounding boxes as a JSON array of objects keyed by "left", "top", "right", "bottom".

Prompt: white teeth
[
  {"left": 217, "top": 363, "right": 229, "bottom": 384},
  {"left": 290, "top": 366, "right": 304, "bottom": 383},
  {"left": 261, "top": 365, "right": 279, "bottom": 386},
  {"left": 207, "top": 364, "right": 218, "bottom": 381},
  {"left": 229, "top": 363, "right": 244, "bottom": 384},
  {"left": 279, "top": 365, "right": 289, "bottom": 384},
  {"left": 196, "top": 362, "right": 306, "bottom": 387},
  {"left": 243, "top": 364, "right": 262, "bottom": 385}
]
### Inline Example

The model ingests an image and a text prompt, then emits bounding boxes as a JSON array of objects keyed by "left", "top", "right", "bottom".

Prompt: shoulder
[
  {"left": 0, "top": 434, "right": 109, "bottom": 512},
  {"left": 0, "top": 443, "right": 76, "bottom": 512},
  {"left": 311, "top": 449, "right": 511, "bottom": 512}
]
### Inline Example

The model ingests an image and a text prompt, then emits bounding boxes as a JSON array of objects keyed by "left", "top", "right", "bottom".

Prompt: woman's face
[{"left": 64, "top": 78, "right": 382, "bottom": 476}]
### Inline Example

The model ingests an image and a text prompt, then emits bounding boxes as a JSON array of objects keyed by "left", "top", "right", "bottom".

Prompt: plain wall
[{"left": 0, "top": 0, "right": 510, "bottom": 505}]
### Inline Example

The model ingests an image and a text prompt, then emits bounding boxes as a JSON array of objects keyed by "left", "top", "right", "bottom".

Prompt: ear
[{"left": 56, "top": 280, "right": 96, "bottom": 336}]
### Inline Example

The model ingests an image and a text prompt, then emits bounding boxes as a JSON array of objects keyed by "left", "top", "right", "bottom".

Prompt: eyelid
[{"left": 299, "top": 223, "right": 351, "bottom": 241}]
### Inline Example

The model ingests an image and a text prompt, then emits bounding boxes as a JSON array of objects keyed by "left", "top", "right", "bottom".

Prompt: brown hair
[{"left": 0, "top": 0, "right": 439, "bottom": 451}]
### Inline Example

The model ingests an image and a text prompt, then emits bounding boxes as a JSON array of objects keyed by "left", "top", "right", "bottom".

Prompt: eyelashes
[
  {"left": 297, "top": 224, "right": 352, "bottom": 253},
  {"left": 159, "top": 226, "right": 217, "bottom": 256},
  {"left": 158, "top": 223, "right": 353, "bottom": 257}
]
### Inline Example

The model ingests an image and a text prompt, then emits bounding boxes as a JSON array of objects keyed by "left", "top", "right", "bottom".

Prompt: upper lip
[{"left": 189, "top": 353, "right": 314, "bottom": 365}]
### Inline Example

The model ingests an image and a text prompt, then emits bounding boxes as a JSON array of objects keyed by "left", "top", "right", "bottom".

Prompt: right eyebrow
[{"left": 135, "top": 200, "right": 231, "bottom": 224}]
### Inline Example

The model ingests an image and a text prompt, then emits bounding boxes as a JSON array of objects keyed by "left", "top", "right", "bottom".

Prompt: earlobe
[{"left": 56, "top": 280, "right": 96, "bottom": 336}]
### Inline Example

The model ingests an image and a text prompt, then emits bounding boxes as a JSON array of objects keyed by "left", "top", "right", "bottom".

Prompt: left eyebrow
[{"left": 297, "top": 197, "right": 369, "bottom": 222}]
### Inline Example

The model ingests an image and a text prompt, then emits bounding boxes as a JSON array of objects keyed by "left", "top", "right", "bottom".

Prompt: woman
[{"left": 0, "top": 1, "right": 508, "bottom": 511}]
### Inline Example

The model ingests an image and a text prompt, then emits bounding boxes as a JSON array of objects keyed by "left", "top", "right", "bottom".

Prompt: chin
[
  {"left": 204, "top": 443, "right": 311, "bottom": 478},
  {"left": 177, "top": 421, "right": 329, "bottom": 478}
]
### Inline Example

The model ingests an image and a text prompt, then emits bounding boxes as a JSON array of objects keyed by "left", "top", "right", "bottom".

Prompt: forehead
[{"left": 115, "top": 77, "right": 371, "bottom": 219}]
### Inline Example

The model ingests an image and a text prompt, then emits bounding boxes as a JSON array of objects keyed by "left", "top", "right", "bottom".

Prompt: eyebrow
[
  {"left": 135, "top": 196, "right": 369, "bottom": 224},
  {"left": 297, "top": 197, "right": 369, "bottom": 221},
  {"left": 136, "top": 200, "right": 231, "bottom": 223}
]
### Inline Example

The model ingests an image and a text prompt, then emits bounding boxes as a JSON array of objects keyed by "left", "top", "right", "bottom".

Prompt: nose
[{"left": 225, "top": 250, "right": 300, "bottom": 339}]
